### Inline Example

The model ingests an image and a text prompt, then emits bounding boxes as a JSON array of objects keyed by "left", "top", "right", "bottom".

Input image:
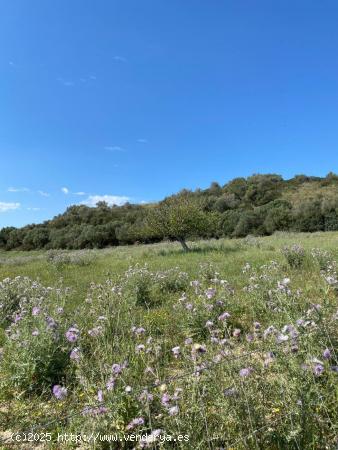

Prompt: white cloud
[
  {"left": 61, "top": 187, "right": 69, "bottom": 194},
  {"left": 38, "top": 190, "right": 50, "bottom": 197},
  {"left": 0, "top": 202, "right": 20, "bottom": 212},
  {"left": 8, "top": 187, "right": 29, "bottom": 192},
  {"left": 74, "top": 191, "right": 86, "bottom": 196},
  {"left": 137, "top": 138, "right": 148, "bottom": 144},
  {"left": 82, "top": 195, "right": 130, "bottom": 207},
  {"left": 57, "top": 77, "right": 74, "bottom": 87},
  {"left": 113, "top": 56, "right": 127, "bottom": 63},
  {"left": 104, "top": 145, "right": 125, "bottom": 152},
  {"left": 27, "top": 207, "right": 41, "bottom": 211}
]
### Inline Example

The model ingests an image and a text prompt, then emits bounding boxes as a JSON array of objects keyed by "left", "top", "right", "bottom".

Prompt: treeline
[{"left": 1, "top": 173, "right": 338, "bottom": 251}]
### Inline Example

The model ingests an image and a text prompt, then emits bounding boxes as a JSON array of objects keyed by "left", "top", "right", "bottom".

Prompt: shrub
[{"left": 282, "top": 244, "right": 306, "bottom": 268}]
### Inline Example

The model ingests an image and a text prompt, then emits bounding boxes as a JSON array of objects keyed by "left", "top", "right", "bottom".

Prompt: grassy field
[{"left": 0, "top": 232, "right": 337, "bottom": 449}]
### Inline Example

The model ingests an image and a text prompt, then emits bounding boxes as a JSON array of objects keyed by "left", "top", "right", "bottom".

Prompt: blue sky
[{"left": 1, "top": 0, "right": 338, "bottom": 227}]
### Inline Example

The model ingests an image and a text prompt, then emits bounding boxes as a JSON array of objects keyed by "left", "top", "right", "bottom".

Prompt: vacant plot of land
[{"left": 0, "top": 232, "right": 337, "bottom": 449}]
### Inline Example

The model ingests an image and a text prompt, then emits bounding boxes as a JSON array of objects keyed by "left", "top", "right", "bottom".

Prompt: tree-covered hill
[{"left": 2, "top": 172, "right": 338, "bottom": 250}]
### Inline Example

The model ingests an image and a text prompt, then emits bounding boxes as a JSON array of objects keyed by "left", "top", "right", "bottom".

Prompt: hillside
[{"left": 1, "top": 172, "right": 338, "bottom": 251}]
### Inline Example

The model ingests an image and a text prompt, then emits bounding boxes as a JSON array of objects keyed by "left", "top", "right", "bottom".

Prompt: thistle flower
[
  {"left": 32, "top": 307, "right": 41, "bottom": 316},
  {"left": 239, "top": 367, "right": 253, "bottom": 378},
  {"left": 205, "top": 288, "right": 216, "bottom": 299},
  {"left": 136, "top": 344, "right": 145, "bottom": 353},
  {"left": 313, "top": 364, "right": 324, "bottom": 377},
  {"left": 323, "top": 348, "right": 331, "bottom": 359},
  {"left": 205, "top": 320, "right": 214, "bottom": 329},
  {"left": 168, "top": 405, "right": 179, "bottom": 416},
  {"left": 97, "top": 390, "right": 104, "bottom": 402},
  {"left": 126, "top": 417, "right": 145, "bottom": 430},
  {"left": 106, "top": 377, "right": 115, "bottom": 391},
  {"left": 52, "top": 385, "right": 67, "bottom": 400},
  {"left": 161, "top": 393, "right": 170, "bottom": 406},
  {"left": 184, "top": 337, "right": 193, "bottom": 345},
  {"left": 218, "top": 312, "right": 230, "bottom": 321},
  {"left": 112, "top": 363, "right": 123, "bottom": 375},
  {"left": 276, "top": 333, "right": 289, "bottom": 344},
  {"left": 172, "top": 346, "right": 181, "bottom": 358},
  {"left": 233, "top": 328, "right": 241, "bottom": 337},
  {"left": 70, "top": 347, "right": 81, "bottom": 361},
  {"left": 65, "top": 327, "right": 79, "bottom": 343},
  {"left": 139, "top": 390, "right": 153, "bottom": 403}
]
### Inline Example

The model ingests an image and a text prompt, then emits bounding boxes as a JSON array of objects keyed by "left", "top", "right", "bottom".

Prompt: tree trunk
[{"left": 178, "top": 237, "right": 189, "bottom": 252}]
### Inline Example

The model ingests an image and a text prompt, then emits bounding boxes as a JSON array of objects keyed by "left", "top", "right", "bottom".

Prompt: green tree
[{"left": 146, "top": 195, "right": 208, "bottom": 251}]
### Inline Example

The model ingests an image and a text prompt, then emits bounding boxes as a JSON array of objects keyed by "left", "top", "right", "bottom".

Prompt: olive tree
[{"left": 146, "top": 195, "right": 209, "bottom": 251}]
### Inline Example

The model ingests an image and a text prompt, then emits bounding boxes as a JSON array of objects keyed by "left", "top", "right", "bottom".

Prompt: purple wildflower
[
  {"left": 97, "top": 390, "right": 103, "bottom": 402},
  {"left": 106, "top": 377, "right": 115, "bottom": 391},
  {"left": 126, "top": 417, "right": 144, "bottom": 430},
  {"left": 65, "top": 327, "right": 79, "bottom": 343},
  {"left": 32, "top": 307, "right": 41, "bottom": 316},
  {"left": 205, "top": 288, "right": 216, "bottom": 299},
  {"left": 323, "top": 348, "right": 331, "bottom": 359},
  {"left": 161, "top": 393, "right": 170, "bottom": 406},
  {"left": 52, "top": 385, "right": 67, "bottom": 400},
  {"left": 233, "top": 328, "right": 241, "bottom": 338},
  {"left": 168, "top": 405, "right": 179, "bottom": 416},
  {"left": 313, "top": 364, "right": 324, "bottom": 377},
  {"left": 218, "top": 312, "right": 230, "bottom": 321},
  {"left": 239, "top": 367, "right": 253, "bottom": 378},
  {"left": 112, "top": 363, "right": 123, "bottom": 375},
  {"left": 70, "top": 347, "right": 81, "bottom": 361}
]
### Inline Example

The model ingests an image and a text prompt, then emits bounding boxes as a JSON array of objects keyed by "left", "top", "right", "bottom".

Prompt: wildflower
[
  {"left": 168, "top": 405, "right": 179, "bottom": 416},
  {"left": 112, "top": 363, "right": 123, "bottom": 375},
  {"left": 46, "top": 316, "right": 57, "bottom": 329},
  {"left": 239, "top": 367, "right": 253, "bottom": 378},
  {"left": 125, "top": 385, "right": 132, "bottom": 393},
  {"left": 56, "top": 307, "right": 64, "bottom": 314},
  {"left": 139, "top": 390, "right": 153, "bottom": 403},
  {"left": 65, "top": 327, "right": 79, "bottom": 343},
  {"left": 106, "top": 377, "right": 115, "bottom": 391},
  {"left": 82, "top": 406, "right": 108, "bottom": 416},
  {"left": 32, "top": 307, "right": 41, "bottom": 316},
  {"left": 70, "top": 347, "right": 81, "bottom": 361},
  {"left": 52, "top": 385, "right": 67, "bottom": 400},
  {"left": 276, "top": 333, "right": 289, "bottom": 344},
  {"left": 172, "top": 346, "right": 181, "bottom": 358},
  {"left": 218, "top": 312, "right": 230, "bottom": 321},
  {"left": 184, "top": 337, "right": 193, "bottom": 345},
  {"left": 313, "top": 364, "right": 324, "bottom": 377},
  {"left": 88, "top": 326, "right": 103, "bottom": 337},
  {"left": 330, "top": 366, "right": 338, "bottom": 373},
  {"left": 205, "top": 320, "right": 214, "bottom": 329},
  {"left": 141, "top": 429, "right": 163, "bottom": 446},
  {"left": 233, "top": 328, "right": 241, "bottom": 338},
  {"left": 224, "top": 387, "right": 238, "bottom": 397},
  {"left": 253, "top": 321, "right": 261, "bottom": 329},
  {"left": 185, "top": 303, "right": 193, "bottom": 310},
  {"left": 161, "top": 393, "right": 170, "bottom": 406},
  {"left": 205, "top": 288, "right": 216, "bottom": 299},
  {"left": 97, "top": 390, "right": 104, "bottom": 402},
  {"left": 246, "top": 334, "right": 254, "bottom": 342},
  {"left": 323, "top": 348, "right": 331, "bottom": 359},
  {"left": 32, "top": 330, "right": 39, "bottom": 336}
]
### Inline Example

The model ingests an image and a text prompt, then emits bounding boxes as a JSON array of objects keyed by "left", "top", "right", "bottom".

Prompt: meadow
[{"left": 0, "top": 232, "right": 337, "bottom": 449}]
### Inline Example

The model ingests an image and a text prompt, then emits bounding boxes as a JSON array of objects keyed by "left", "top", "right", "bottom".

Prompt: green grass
[{"left": 0, "top": 232, "right": 337, "bottom": 449}]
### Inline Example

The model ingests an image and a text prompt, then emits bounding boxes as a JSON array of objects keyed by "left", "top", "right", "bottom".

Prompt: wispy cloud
[
  {"left": 8, "top": 187, "right": 29, "bottom": 192},
  {"left": 137, "top": 138, "right": 148, "bottom": 144},
  {"left": 74, "top": 191, "right": 86, "bottom": 196},
  {"left": 38, "top": 190, "right": 50, "bottom": 197},
  {"left": 0, "top": 202, "right": 20, "bottom": 212},
  {"left": 113, "top": 56, "right": 127, "bottom": 63},
  {"left": 82, "top": 195, "right": 130, "bottom": 207},
  {"left": 57, "top": 77, "right": 75, "bottom": 87},
  {"left": 61, "top": 187, "right": 69, "bottom": 194},
  {"left": 27, "top": 207, "right": 41, "bottom": 211},
  {"left": 104, "top": 145, "right": 125, "bottom": 152}
]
